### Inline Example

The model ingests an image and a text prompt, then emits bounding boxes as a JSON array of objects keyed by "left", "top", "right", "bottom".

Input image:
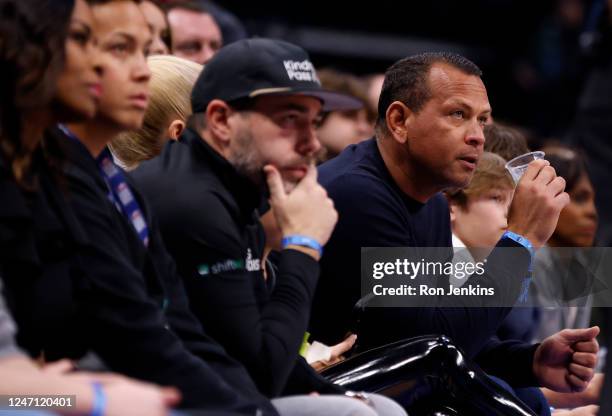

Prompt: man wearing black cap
[{"left": 132, "top": 38, "right": 406, "bottom": 416}]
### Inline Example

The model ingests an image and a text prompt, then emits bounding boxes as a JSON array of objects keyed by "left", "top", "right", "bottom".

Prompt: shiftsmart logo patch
[
  {"left": 198, "top": 259, "right": 244, "bottom": 276},
  {"left": 198, "top": 248, "right": 261, "bottom": 276}
]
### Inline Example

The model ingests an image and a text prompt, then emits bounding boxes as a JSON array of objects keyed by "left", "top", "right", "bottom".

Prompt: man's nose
[
  {"left": 297, "top": 123, "right": 321, "bottom": 156},
  {"left": 466, "top": 121, "right": 485, "bottom": 147}
]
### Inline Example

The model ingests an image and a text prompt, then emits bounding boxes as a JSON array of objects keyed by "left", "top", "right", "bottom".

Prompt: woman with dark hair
[
  {"left": 542, "top": 144, "right": 598, "bottom": 249},
  {"left": 526, "top": 144, "right": 602, "bottom": 415},
  {"left": 530, "top": 143, "right": 598, "bottom": 339},
  {"left": 0, "top": 1, "right": 179, "bottom": 414},
  {"left": 0, "top": 0, "right": 96, "bottom": 183}
]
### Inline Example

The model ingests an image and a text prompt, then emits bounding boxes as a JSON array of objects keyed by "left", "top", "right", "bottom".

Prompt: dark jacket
[
  {"left": 1, "top": 129, "right": 276, "bottom": 414},
  {"left": 132, "top": 128, "right": 343, "bottom": 397},
  {"left": 0, "top": 148, "right": 90, "bottom": 361}
]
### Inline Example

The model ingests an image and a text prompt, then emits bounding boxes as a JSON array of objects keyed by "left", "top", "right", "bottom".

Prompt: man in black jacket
[{"left": 132, "top": 38, "right": 405, "bottom": 416}]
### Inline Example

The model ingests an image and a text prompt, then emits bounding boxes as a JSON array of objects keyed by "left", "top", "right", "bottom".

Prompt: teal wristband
[
  {"left": 281, "top": 235, "right": 323, "bottom": 257},
  {"left": 91, "top": 382, "right": 106, "bottom": 416}
]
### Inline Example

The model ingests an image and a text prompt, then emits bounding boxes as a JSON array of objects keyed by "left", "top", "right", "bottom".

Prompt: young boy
[{"left": 446, "top": 151, "right": 515, "bottom": 263}]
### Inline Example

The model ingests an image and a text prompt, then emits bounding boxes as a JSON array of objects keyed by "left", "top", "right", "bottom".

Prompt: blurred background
[{"left": 223, "top": 0, "right": 599, "bottom": 137}]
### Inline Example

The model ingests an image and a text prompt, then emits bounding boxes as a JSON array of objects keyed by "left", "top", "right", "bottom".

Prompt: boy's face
[{"left": 451, "top": 187, "right": 514, "bottom": 248}]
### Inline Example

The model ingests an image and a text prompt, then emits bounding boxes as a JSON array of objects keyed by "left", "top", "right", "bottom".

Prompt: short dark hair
[
  {"left": 376, "top": 52, "right": 482, "bottom": 134},
  {"left": 483, "top": 122, "right": 530, "bottom": 161}
]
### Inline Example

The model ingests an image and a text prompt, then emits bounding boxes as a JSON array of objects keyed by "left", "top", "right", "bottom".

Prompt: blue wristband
[
  {"left": 501, "top": 231, "right": 534, "bottom": 303},
  {"left": 91, "top": 382, "right": 106, "bottom": 416},
  {"left": 501, "top": 230, "right": 535, "bottom": 263},
  {"left": 281, "top": 235, "right": 323, "bottom": 257}
]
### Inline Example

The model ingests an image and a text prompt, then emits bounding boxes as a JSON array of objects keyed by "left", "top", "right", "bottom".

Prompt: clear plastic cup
[{"left": 505, "top": 151, "right": 545, "bottom": 184}]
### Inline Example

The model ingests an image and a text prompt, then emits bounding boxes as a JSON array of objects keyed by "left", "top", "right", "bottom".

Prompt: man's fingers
[
  {"left": 289, "top": 164, "right": 318, "bottom": 194},
  {"left": 561, "top": 326, "right": 600, "bottom": 344},
  {"left": 520, "top": 159, "right": 549, "bottom": 182},
  {"left": 160, "top": 387, "right": 181, "bottom": 406},
  {"left": 330, "top": 334, "right": 357, "bottom": 357},
  {"left": 579, "top": 404, "right": 599, "bottom": 416},
  {"left": 42, "top": 359, "right": 74, "bottom": 374},
  {"left": 264, "top": 165, "right": 286, "bottom": 203},
  {"left": 567, "top": 373, "right": 589, "bottom": 392},
  {"left": 573, "top": 352, "right": 597, "bottom": 368},
  {"left": 548, "top": 176, "right": 567, "bottom": 197},
  {"left": 554, "top": 191, "right": 570, "bottom": 210},
  {"left": 574, "top": 341, "right": 599, "bottom": 355},
  {"left": 300, "top": 163, "right": 318, "bottom": 186},
  {"left": 534, "top": 165, "right": 557, "bottom": 185},
  {"left": 569, "top": 363, "right": 595, "bottom": 383}
]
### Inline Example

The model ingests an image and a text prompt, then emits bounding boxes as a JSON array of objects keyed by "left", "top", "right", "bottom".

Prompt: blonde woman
[{"left": 111, "top": 54, "right": 202, "bottom": 169}]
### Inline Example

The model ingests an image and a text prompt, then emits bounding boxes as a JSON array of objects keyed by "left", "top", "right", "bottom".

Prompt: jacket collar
[
  {"left": 181, "top": 128, "right": 264, "bottom": 218},
  {"left": 50, "top": 126, "right": 110, "bottom": 191}
]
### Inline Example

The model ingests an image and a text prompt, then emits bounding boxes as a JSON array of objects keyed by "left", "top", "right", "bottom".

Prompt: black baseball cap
[{"left": 191, "top": 38, "right": 363, "bottom": 112}]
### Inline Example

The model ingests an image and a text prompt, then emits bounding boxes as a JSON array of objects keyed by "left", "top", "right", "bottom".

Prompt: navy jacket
[{"left": 311, "top": 138, "right": 538, "bottom": 387}]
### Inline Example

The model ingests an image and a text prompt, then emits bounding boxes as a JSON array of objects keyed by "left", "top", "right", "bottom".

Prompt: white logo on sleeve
[{"left": 283, "top": 60, "right": 320, "bottom": 83}]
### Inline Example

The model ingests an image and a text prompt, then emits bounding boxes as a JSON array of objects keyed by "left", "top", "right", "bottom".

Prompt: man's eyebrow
[{"left": 446, "top": 99, "right": 492, "bottom": 114}]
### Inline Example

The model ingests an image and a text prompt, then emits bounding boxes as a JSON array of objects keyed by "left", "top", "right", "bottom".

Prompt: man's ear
[
  {"left": 206, "top": 99, "right": 234, "bottom": 147},
  {"left": 167, "top": 120, "right": 185, "bottom": 140},
  {"left": 385, "top": 101, "right": 412, "bottom": 144}
]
